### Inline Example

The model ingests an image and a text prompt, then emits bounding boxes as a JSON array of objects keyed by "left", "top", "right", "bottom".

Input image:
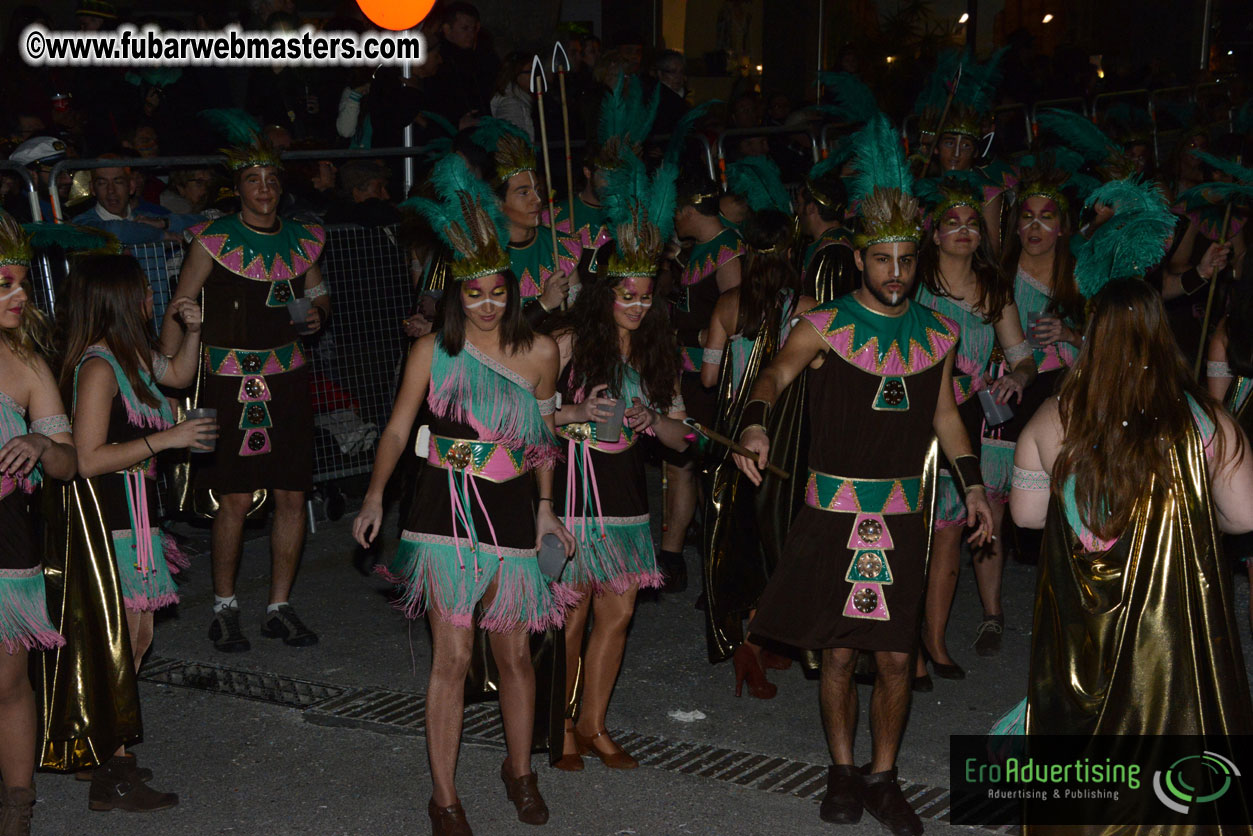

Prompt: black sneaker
[
  {"left": 261, "top": 604, "right": 319, "bottom": 647},
  {"left": 973, "top": 615, "right": 1004, "bottom": 657},
  {"left": 208, "top": 606, "right": 251, "bottom": 653}
]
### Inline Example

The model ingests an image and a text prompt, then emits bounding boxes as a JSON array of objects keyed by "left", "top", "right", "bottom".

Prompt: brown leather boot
[
  {"left": 500, "top": 761, "right": 549, "bottom": 825},
  {"left": 862, "top": 767, "right": 923, "bottom": 836},
  {"left": 0, "top": 786, "right": 35, "bottom": 836},
  {"left": 88, "top": 755, "right": 179, "bottom": 812},
  {"left": 428, "top": 798, "right": 473, "bottom": 836}
]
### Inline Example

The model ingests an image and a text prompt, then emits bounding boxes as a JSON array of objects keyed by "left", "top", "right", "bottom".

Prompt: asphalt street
[{"left": 28, "top": 494, "right": 1253, "bottom": 836}]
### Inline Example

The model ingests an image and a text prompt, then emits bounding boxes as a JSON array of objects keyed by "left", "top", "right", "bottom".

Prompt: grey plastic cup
[
  {"left": 537, "top": 533, "right": 569, "bottom": 580},
  {"left": 287, "top": 297, "right": 314, "bottom": 334},
  {"left": 594, "top": 398, "right": 627, "bottom": 443},
  {"left": 1026, "top": 311, "right": 1044, "bottom": 348},
  {"left": 978, "top": 388, "right": 1014, "bottom": 428},
  {"left": 186, "top": 407, "right": 218, "bottom": 452}
]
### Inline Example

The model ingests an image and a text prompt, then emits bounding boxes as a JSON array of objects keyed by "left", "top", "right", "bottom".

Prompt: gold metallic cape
[
  {"left": 804, "top": 239, "right": 860, "bottom": 305},
  {"left": 702, "top": 297, "right": 809, "bottom": 663},
  {"left": 1024, "top": 424, "right": 1253, "bottom": 835},
  {"left": 38, "top": 479, "right": 143, "bottom": 771}
]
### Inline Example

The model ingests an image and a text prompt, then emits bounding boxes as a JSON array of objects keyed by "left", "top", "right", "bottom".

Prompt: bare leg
[
  {"left": 972, "top": 502, "right": 1007, "bottom": 617},
  {"left": 0, "top": 647, "right": 35, "bottom": 790},
  {"left": 125, "top": 610, "right": 155, "bottom": 673},
  {"left": 561, "top": 588, "right": 592, "bottom": 753},
  {"left": 869, "top": 650, "right": 912, "bottom": 773},
  {"left": 573, "top": 584, "right": 638, "bottom": 751},
  {"left": 210, "top": 492, "right": 252, "bottom": 599},
  {"left": 1247, "top": 559, "right": 1252, "bottom": 636},
  {"left": 268, "top": 489, "right": 307, "bottom": 605},
  {"left": 425, "top": 613, "right": 474, "bottom": 807},
  {"left": 661, "top": 462, "right": 696, "bottom": 553},
  {"left": 917, "top": 526, "right": 962, "bottom": 676},
  {"left": 487, "top": 627, "right": 536, "bottom": 779},
  {"left": 819, "top": 647, "right": 858, "bottom": 765}
]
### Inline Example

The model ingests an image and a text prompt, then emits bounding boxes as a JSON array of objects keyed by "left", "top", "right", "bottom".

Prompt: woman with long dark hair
[
  {"left": 547, "top": 151, "right": 690, "bottom": 770},
  {"left": 700, "top": 209, "right": 816, "bottom": 699},
  {"left": 973, "top": 168, "right": 1085, "bottom": 655},
  {"left": 911, "top": 186, "right": 1034, "bottom": 689},
  {"left": 353, "top": 154, "right": 575, "bottom": 836},
  {"left": 54, "top": 253, "right": 213, "bottom": 812},
  {"left": 1012, "top": 279, "right": 1253, "bottom": 742},
  {"left": 0, "top": 214, "right": 74, "bottom": 835},
  {"left": 1207, "top": 274, "right": 1253, "bottom": 635}
]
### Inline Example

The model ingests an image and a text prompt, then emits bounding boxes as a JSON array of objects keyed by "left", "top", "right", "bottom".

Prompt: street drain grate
[
  {"left": 139, "top": 656, "right": 349, "bottom": 709},
  {"left": 139, "top": 657, "right": 1017, "bottom": 833}
]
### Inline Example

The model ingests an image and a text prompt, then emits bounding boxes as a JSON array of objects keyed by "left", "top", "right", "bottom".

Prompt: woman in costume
[
  {"left": 56, "top": 254, "right": 213, "bottom": 812},
  {"left": 353, "top": 154, "right": 576, "bottom": 836},
  {"left": 548, "top": 150, "right": 691, "bottom": 770},
  {"left": 0, "top": 214, "right": 75, "bottom": 836},
  {"left": 973, "top": 162, "right": 1085, "bottom": 654},
  {"left": 910, "top": 179, "right": 1033, "bottom": 689},
  {"left": 1207, "top": 275, "right": 1253, "bottom": 636},
  {"left": 1012, "top": 278, "right": 1253, "bottom": 832},
  {"left": 700, "top": 209, "right": 816, "bottom": 699}
]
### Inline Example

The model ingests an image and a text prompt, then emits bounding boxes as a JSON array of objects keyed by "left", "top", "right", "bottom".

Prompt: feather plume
[
  {"left": 597, "top": 72, "right": 660, "bottom": 151},
  {"left": 1036, "top": 109, "right": 1120, "bottom": 166},
  {"left": 21, "top": 222, "right": 120, "bottom": 254},
  {"left": 601, "top": 150, "right": 678, "bottom": 275},
  {"left": 815, "top": 71, "right": 878, "bottom": 126},
  {"left": 399, "top": 154, "right": 509, "bottom": 281},
  {"left": 846, "top": 113, "right": 912, "bottom": 205},
  {"left": 198, "top": 108, "right": 262, "bottom": 147},
  {"left": 662, "top": 100, "right": 718, "bottom": 168},
  {"left": 1190, "top": 150, "right": 1253, "bottom": 184},
  {"left": 1073, "top": 177, "right": 1175, "bottom": 297},
  {"left": 1175, "top": 181, "right": 1253, "bottom": 210},
  {"left": 1235, "top": 101, "right": 1253, "bottom": 136},
  {"left": 725, "top": 156, "right": 792, "bottom": 215},
  {"left": 420, "top": 110, "right": 458, "bottom": 138}
]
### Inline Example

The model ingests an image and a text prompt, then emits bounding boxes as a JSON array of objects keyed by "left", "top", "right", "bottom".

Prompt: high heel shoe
[
  {"left": 428, "top": 798, "right": 473, "bottom": 836},
  {"left": 920, "top": 644, "right": 965, "bottom": 680},
  {"left": 552, "top": 727, "right": 585, "bottom": 771},
  {"left": 732, "top": 644, "right": 778, "bottom": 699},
  {"left": 573, "top": 728, "right": 638, "bottom": 769}
]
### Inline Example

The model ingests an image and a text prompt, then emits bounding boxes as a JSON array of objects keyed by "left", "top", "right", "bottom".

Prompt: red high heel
[{"left": 733, "top": 644, "right": 777, "bottom": 699}]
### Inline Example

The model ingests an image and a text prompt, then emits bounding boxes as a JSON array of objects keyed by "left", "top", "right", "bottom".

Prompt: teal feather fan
[
  {"left": 198, "top": 108, "right": 262, "bottom": 146},
  {"left": 846, "top": 113, "right": 912, "bottom": 205},
  {"left": 1190, "top": 150, "right": 1253, "bottom": 184},
  {"left": 22, "top": 222, "right": 120, "bottom": 254},
  {"left": 725, "top": 156, "right": 792, "bottom": 215},
  {"left": 597, "top": 72, "right": 660, "bottom": 151},
  {"left": 1073, "top": 177, "right": 1175, "bottom": 297},
  {"left": 1036, "top": 109, "right": 1119, "bottom": 167},
  {"left": 662, "top": 100, "right": 718, "bottom": 168},
  {"left": 398, "top": 154, "right": 510, "bottom": 281},
  {"left": 816, "top": 71, "right": 878, "bottom": 126}
]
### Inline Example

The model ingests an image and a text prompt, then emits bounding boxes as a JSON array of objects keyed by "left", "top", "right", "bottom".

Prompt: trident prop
[
  {"left": 552, "top": 42, "right": 577, "bottom": 247},
  {"left": 530, "top": 55, "right": 563, "bottom": 304}
]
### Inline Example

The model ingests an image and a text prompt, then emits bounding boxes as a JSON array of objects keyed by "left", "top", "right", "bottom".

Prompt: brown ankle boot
[
  {"left": 0, "top": 786, "right": 35, "bottom": 836},
  {"left": 88, "top": 755, "right": 179, "bottom": 813},
  {"left": 428, "top": 798, "right": 473, "bottom": 836},
  {"left": 500, "top": 761, "right": 549, "bottom": 825}
]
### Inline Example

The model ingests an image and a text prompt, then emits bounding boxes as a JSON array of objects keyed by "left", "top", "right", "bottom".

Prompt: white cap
[{"left": 9, "top": 136, "right": 67, "bottom": 167}]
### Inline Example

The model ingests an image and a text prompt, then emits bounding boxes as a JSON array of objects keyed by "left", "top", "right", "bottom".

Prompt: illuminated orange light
[{"left": 356, "top": 0, "right": 436, "bottom": 31}]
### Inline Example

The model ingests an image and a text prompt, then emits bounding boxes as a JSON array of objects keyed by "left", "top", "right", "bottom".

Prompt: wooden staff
[
  {"left": 1193, "top": 200, "right": 1235, "bottom": 379},
  {"left": 683, "top": 418, "right": 791, "bottom": 480},
  {"left": 552, "top": 42, "right": 576, "bottom": 248},
  {"left": 915, "top": 59, "right": 963, "bottom": 174},
  {"left": 530, "top": 56, "right": 563, "bottom": 301}
]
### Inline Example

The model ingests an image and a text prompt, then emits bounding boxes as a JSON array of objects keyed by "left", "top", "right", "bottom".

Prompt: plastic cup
[
  {"left": 594, "top": 398, "right": 626, "bottom": 443},
  {"left": 536, "top": 533, "right": 568, "bottom": 580},
  {"left": 287, "top": 297, "right": 314, "bottom": 334},
  {"left": 978, "top": 388, "right": 1014, "bottom": 428},
  {"left": 186, "top": 407, "right": 218, "bottom": 453},
  {"left": 1026, "top": 311, "right": 1044, "bottom": 348}
]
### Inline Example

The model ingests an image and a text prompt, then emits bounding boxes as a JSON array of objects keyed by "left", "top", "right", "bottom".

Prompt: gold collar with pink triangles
[{"left": 800, "top": 295, "right": 959, "bottom": 378}]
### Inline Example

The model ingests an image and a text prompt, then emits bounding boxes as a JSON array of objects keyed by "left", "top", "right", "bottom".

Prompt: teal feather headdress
[
  {"left": 1102, "top": 102, "right": 1153, "bottom": 147},
  {"left": 593, "top": 72, "right": 660, "bottom": 169},
  {"left": 914, "top": 48, "right": 1007, "bottom": 139},
  {"left": 399, "top": 154, "right": 510, "bottom": 282},
  {"left": 916, "top": 170, "right": 984, "bottom": 223},
  {"left": 0, "top": 212, "right": 32, "bottom": 270},
  {"left": 1014, "top": 148, "right": 1100, "bottom": 208},
  {"left": 601, "top": 151, "right": 678, "bottom": 278},
  {"left": 199, "top": 109, "right": 282, "bottom": 172},
  {"left": 471, "top": 117, "right": 537, "bottom": 185},
  {"left": 846, "top": 113, "right": 920, "bottom": 248},
  {"left": 815, "top": 71, "right": 879, "bottom": 127},
  {"left": 1072, "top": 177, "right": 1175, "bottom": 297},
  {"left": 725, "top": 156, "right": 792, "bottom": 215},
  {"left": 1036, "top": 108, "right": 1135, "bottom": 180}
]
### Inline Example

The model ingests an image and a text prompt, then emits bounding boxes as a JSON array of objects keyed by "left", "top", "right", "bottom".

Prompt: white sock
[
  {"left": 267, "top": 602, "right": 287, "bottom": 615},
  {"left": 213, "top": 595, "right": 237, "bottom": 613}
]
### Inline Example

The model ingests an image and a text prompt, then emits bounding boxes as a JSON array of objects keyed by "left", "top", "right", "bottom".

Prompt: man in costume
[
  {"left": 735, "top": 115, "right": 992, "bottom": 836},
  {"left": 797, "top": 163, "right": 859, "bottom": 303},
  {"left": 161, "top": 134, "right": 330, "bottom": 652}
]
